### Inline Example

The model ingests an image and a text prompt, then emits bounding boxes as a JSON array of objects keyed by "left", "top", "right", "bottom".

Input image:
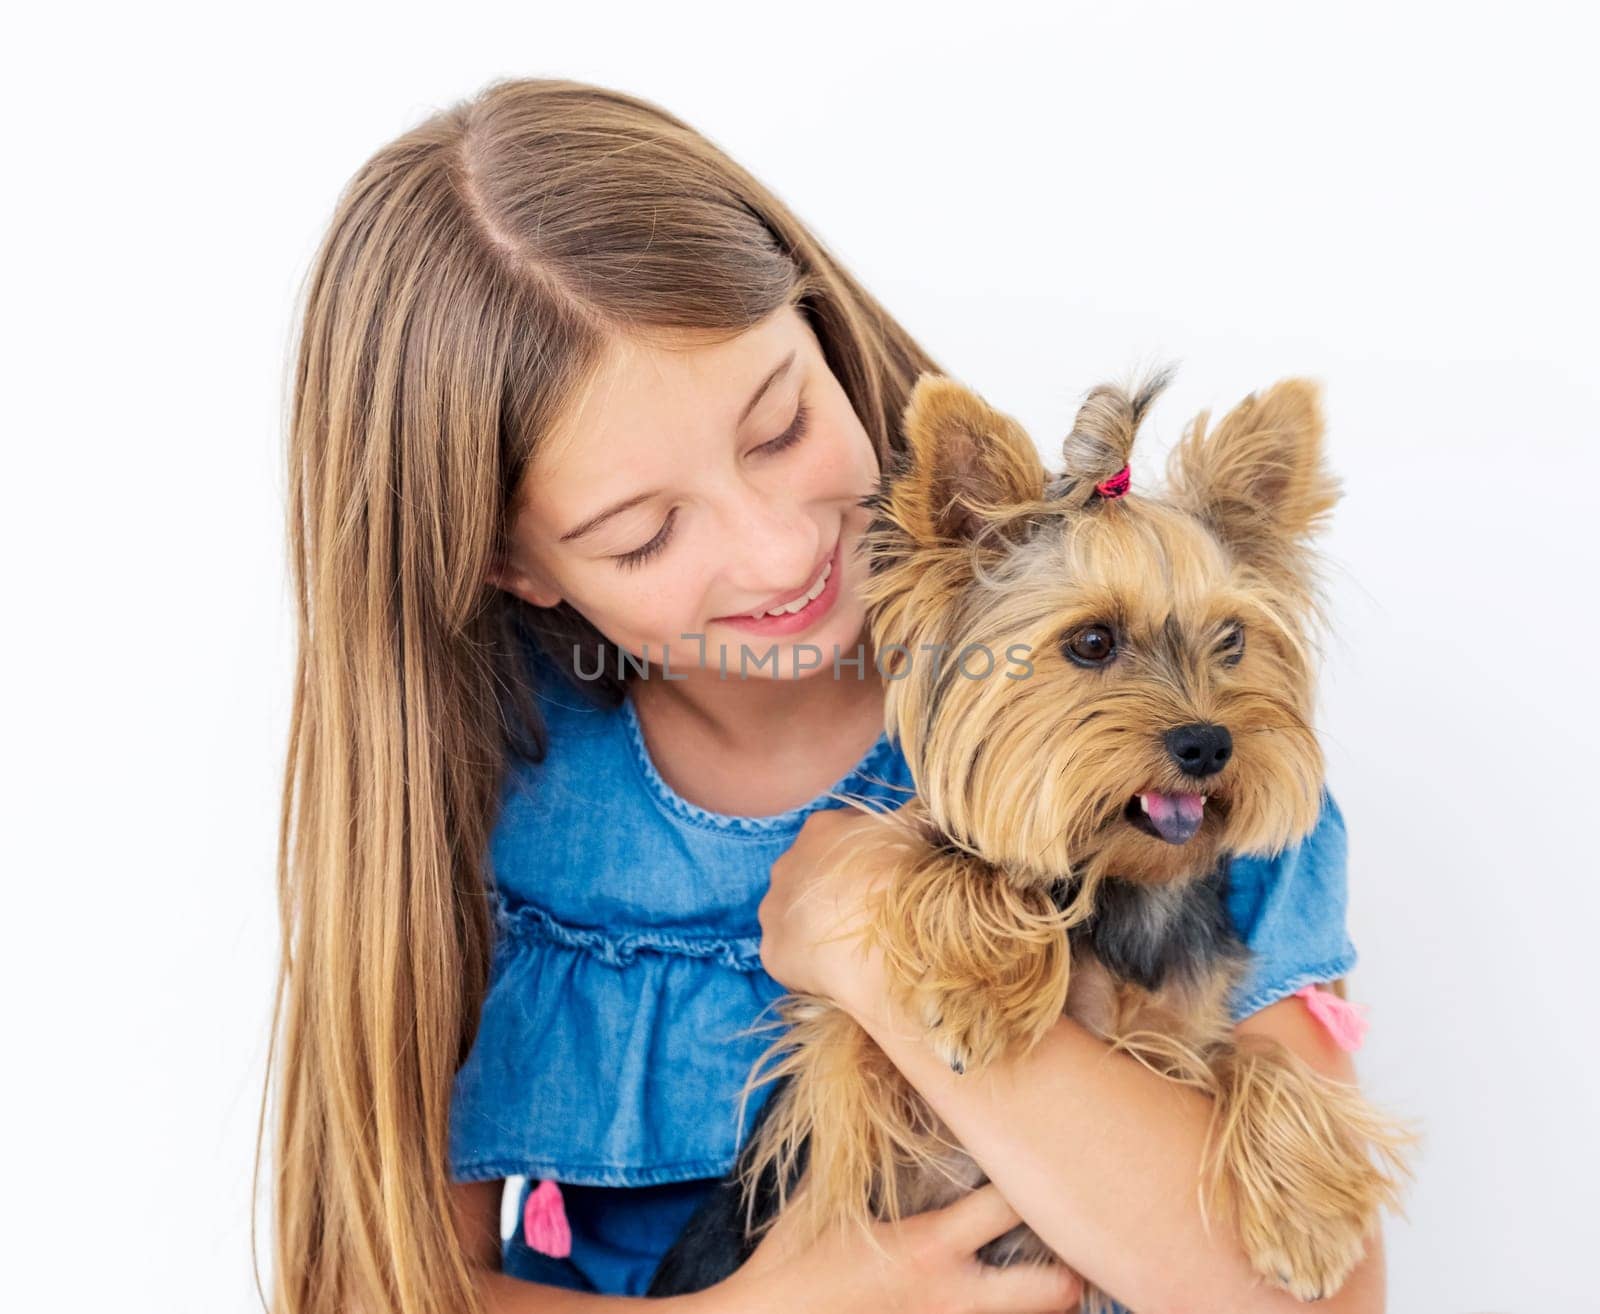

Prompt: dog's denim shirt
[{"left": 447, "top": 648, "right": 1358, "bottom": 1297}]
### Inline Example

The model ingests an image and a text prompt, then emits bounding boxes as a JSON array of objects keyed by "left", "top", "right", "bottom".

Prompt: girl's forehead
[{"left": 524, "top": 305, "right": 811, "bottom": 506}]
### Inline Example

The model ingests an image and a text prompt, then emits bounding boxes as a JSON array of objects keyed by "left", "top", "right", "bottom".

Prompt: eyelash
[
  {"left": 758, "top": 399, "right": 811, "bottom": 457},
  {"left": 612, "top": 402, "right": 813, "bottom": 571}
]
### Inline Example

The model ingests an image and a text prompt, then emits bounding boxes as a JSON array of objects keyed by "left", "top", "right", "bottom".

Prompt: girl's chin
[
  {"left": 612, "top": 602, "right": 870, "bottom": 677},
  {"left": 697, "top": 608, "right": 867, "bottom": 674}
]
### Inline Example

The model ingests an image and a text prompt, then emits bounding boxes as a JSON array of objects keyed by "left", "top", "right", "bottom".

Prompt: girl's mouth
[{"left": 712, "top": 536, "right": 843, "bottom": 638}]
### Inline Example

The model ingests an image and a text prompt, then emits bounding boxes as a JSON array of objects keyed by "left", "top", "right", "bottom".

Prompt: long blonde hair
[{"left": 259, "top": 76, "right": 943, "bottom": 1314}]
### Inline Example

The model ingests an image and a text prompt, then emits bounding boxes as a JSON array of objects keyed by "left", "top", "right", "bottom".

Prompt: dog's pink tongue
[{"left": 1143, "top": 792, "right": 1206, "bottom": 845}]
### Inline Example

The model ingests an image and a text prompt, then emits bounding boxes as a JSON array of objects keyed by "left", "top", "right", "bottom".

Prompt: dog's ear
[
  {"left": 1166, "top": 378, "right": 1342, "bottom": 575},
  {"left": 885, "top": 373, "right": 1048, "bottom": 548}
]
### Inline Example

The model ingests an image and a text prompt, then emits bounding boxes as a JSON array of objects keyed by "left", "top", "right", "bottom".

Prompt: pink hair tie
[
  {"left": 1094, "top": 465, "right": 1131, "bottom": 499},
  {"left": 523, "top": 1178, "right": 572, "bottom": 1258},
  {"left": 1293, "top": 984, "right": 1370, "bottom": 1052}
]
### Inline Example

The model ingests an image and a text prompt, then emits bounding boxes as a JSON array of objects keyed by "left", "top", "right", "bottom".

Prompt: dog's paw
[
  {"left": 918, "top": 990, "right": 1008, "bottom": 1075},
  {"left": 1210, "top": 1036, "right": 1413, "bottom": 1303},
  {"left": 1243, "top": 1205, "right": 1370, "bottom": 1303},
  {"left": 1230, "top": 1130, "right": 1393, "bottom": 1301}
]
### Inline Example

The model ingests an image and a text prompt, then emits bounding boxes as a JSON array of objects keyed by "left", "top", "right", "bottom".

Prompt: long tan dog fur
[{"left": 735, "top": 370, "right": 1416, "bottom": 1308}]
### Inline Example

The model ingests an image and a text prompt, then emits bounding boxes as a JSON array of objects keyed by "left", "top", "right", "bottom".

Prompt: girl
[{"left": 263, "top": 76, "right": 1382, "bottom": 1314}]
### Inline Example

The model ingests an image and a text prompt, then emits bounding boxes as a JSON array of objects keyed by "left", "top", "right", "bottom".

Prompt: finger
[
  {"left": 966, "top": 1258, "right": 1084, "bottom": 1313},
  {"left": 930, "top": 1181, "right": 1024, "bottom": 1250}
]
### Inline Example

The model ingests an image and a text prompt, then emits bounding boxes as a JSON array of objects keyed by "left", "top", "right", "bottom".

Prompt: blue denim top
[{"left": 447, "top": 646, "right": 1358, "bottom": 1296}]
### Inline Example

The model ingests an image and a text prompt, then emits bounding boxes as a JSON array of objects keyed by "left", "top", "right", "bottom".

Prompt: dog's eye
[
  {"left": 1062, "top": 623, "right": 1117, "bottom": 666},
  {"left": 1218, "top": 620, "right": 1245, "bottom": 667}
]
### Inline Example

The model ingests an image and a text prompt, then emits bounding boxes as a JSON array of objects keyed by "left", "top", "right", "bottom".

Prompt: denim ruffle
[
  {"left": 448, "top": 888, "right": 791, "bottom": 1187},
  {"left": 493, "top": 893, "right": 764, "bottom": 973}
]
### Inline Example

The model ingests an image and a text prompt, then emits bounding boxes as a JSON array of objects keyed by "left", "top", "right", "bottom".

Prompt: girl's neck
[{"left": 628, "top": 627, "right": 886, "bottom": 763}]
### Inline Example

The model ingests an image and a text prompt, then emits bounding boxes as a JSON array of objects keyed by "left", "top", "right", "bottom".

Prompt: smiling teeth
[{"left": 750, "top": 558, "right": 831, "bottom": 618}]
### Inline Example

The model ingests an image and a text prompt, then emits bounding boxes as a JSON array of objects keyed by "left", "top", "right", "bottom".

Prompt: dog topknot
[{"left": 1046, "top": 364, "right": 1176, "bottom": 509}]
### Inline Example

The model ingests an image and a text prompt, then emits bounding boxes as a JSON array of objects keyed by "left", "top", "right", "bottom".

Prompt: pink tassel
[
  {"left": 1294, "top": 984, "right": 1370, "bottom": 1052},
  {"left": 522, "top": 1179, "right": 572, "bottom": 1259}
]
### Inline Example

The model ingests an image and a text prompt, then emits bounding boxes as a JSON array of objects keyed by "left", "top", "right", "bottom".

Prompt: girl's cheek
[
  {"left": 568, "top": 579, "right": 674, "bottom": 655},
  {"left": 811, "top": 416, "right": 879, "bottom": 500},
  {"left": 641, "top": 566, "right": 719, "bottom": 645},
  {"left": 808, "top": 424, "right": 858, "bottom": 483}
]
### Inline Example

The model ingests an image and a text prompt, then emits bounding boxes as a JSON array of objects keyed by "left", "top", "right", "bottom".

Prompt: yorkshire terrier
[{"left": 649, "top": 369, "right": 1415, "bottom": 1308}]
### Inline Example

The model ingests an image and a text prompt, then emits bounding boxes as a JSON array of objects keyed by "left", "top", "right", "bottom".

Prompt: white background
[{"left": 6, "top": 3, "right": 1595, "bottom": 1311}]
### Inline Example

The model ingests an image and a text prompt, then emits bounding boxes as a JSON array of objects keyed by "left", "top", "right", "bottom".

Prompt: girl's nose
[{"left": 723, "top": 492, "right": 820, "bottom": 604}]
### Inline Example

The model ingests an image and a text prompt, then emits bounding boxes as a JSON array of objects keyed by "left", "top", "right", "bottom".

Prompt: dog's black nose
[{"left": 1164, "top": 723, "right": 1232, "bottom": 778}]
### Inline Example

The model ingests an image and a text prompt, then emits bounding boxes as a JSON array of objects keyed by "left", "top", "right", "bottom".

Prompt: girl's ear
[
  {"left": 487, "top": 552, "right": 563, "bottom": 609},
  {"left": 881, "top": 373, "right": 1047, "bottom": 549},
  {"left": 1166, "top": 377, "right": 1343, "bottom": 573}
]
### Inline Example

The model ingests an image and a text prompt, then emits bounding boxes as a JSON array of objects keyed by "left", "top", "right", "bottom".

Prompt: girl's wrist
[
  {"left": 689, "top": 1256, "right": 794, "bottom": 1314},
  {"left": 829, "top": 931, "right": 899, "bottom": 1032}
]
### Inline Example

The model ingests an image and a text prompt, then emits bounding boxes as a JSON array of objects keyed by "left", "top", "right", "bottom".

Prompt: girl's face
[{"left": 493, "top": 303, "right": 883, "bottom": 680}]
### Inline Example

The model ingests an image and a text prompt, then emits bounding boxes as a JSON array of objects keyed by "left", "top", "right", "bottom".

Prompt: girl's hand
[
  {"left": 758, "top": 803, "right": 915, "bottom": 1013},
  {"left": 717, "top": 1179, "right": 1084, "bottom": 1314}
]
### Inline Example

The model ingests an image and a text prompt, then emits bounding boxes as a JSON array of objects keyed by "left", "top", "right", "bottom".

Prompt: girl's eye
[
  {"left": 614, "top": 507, "right": 678, "bottom": 571},
  {"left": 755, "top": 400, "right": 811, "bottom": 456},
  {"left": 611, "top": 404, "right": 810, "bottom": 571},
  {"left": 1218, "top": 619, "right": 1246, "bottom": 667},
  {"left": 1062, "top": 622, "right": 1117, "bottom": 666}
]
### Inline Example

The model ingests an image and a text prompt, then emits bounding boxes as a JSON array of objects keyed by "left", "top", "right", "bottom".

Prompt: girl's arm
[
  {"left": 840, "top": 955, "right": 1388, "bottom": 1314},
  {"left": 449, "top": 1176, "right": 1085, "bottom": 1312}
]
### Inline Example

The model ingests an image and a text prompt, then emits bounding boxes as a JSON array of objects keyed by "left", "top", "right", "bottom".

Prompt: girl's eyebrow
[
  {"left": 559, "top": 490, "right": 658, "bottom": 544},
  {"left": 737, "top": 349, "right": 797, "bottom": 425},
  {"left": 557, "top": 349, "right": 798, "bottom": 545}
]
